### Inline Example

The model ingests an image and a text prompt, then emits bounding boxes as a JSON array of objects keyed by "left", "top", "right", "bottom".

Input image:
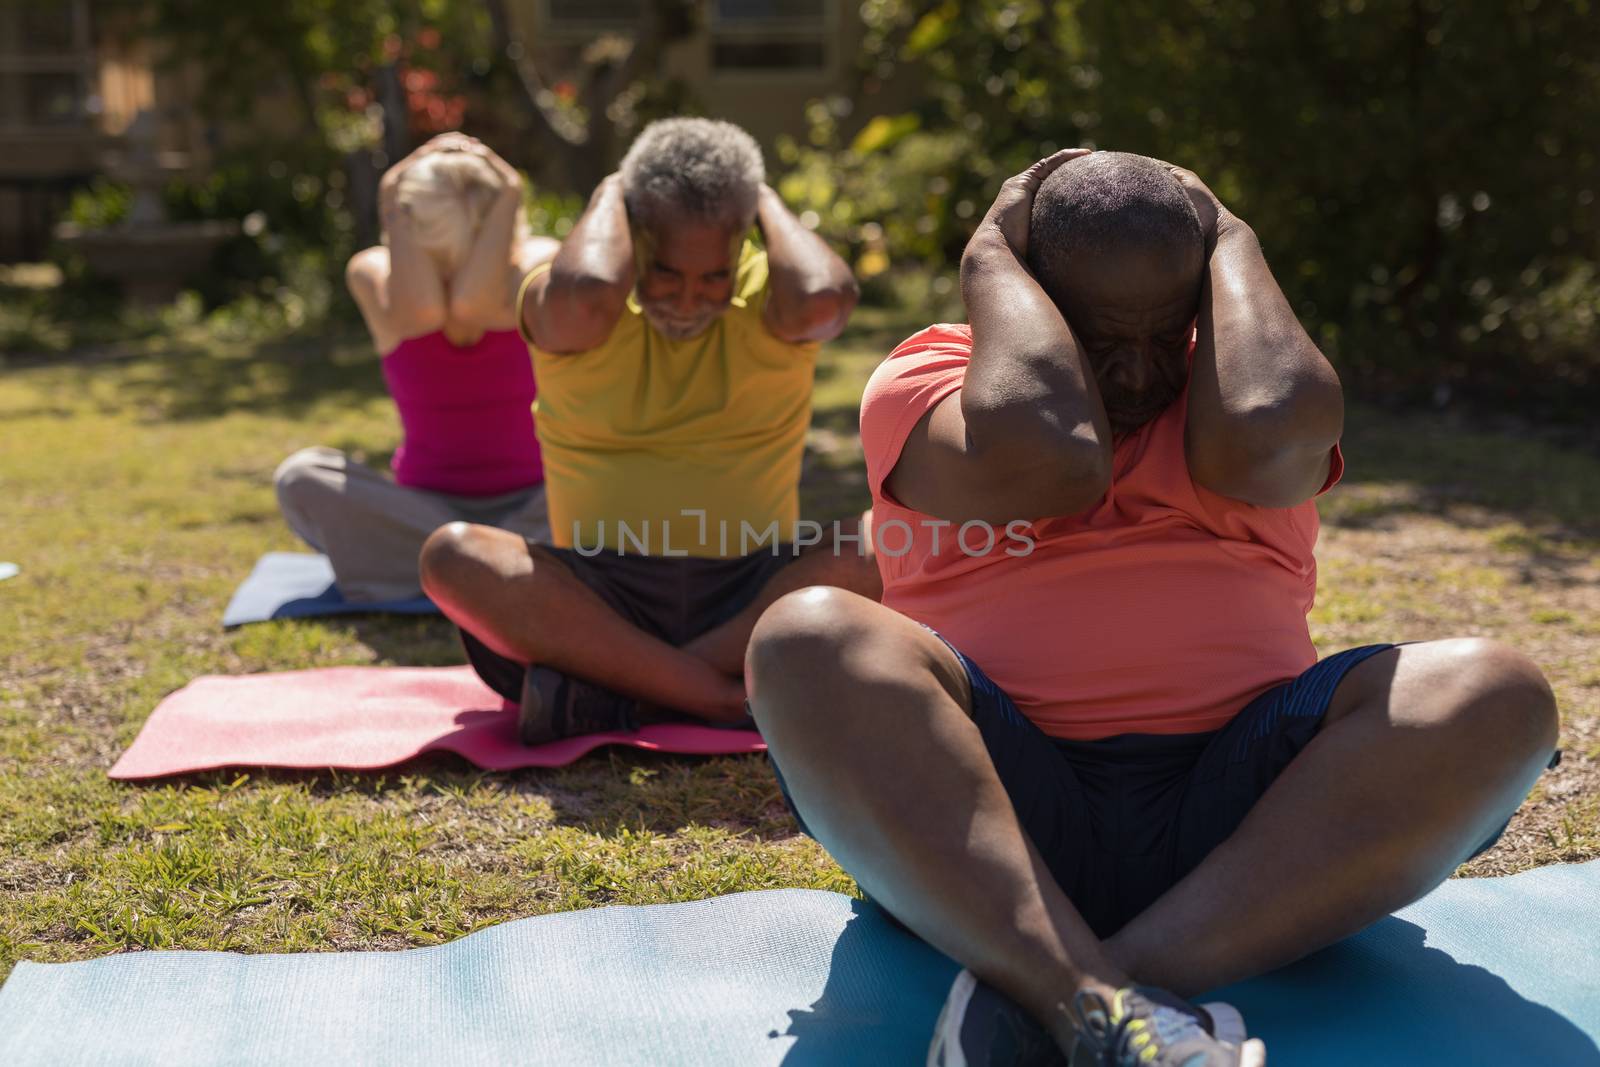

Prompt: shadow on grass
[
  {"left": 1330, "top": 403, "right": 1600, "bottom": 538},
  {"left": 16, "top": 326, "right": 390, "bottom": 424},
  {"left": 150, "top": 748, "right": 797, "bottom": 842},
  {"left": 516, "top": 750, "right": 797, "bottom": 840},
  {"left": 154, "top": 333, "right": 387, "bottom": 423},
  {"left": 338, "top": 615, "right": 463, "bottom": 668}
]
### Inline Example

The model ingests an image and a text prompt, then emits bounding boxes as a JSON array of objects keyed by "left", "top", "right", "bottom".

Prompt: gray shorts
[{"left": 275, "top": 446, "right": 550, "bottom": 603}]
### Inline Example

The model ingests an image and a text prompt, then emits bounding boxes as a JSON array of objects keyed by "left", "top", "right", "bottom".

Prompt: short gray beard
[{"left": 641, "top": 303, "right": 724, "bottom": 340}]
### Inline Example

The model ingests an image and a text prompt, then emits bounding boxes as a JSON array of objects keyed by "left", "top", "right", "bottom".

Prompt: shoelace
[{"left": 1070, "top": 989, "right": 1209, "bottom": 1066}]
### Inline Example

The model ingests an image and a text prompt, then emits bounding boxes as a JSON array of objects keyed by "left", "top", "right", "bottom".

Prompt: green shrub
[
  {"left": 63, "top": 179, "right": 133, "bottom": 230},
  {"left": 830, "top": 0, "right": 1600, "bottom": 409}
]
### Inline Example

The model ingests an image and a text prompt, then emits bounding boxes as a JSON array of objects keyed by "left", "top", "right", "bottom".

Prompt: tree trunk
[
  {"left": 375, "top": 61, "right": 411, "bottom": 166},
  {"left": 346, "top": 150, "right": 382, "bottom": 249}
]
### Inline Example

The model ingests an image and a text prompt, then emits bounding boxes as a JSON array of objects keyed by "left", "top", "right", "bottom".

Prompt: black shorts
[
  {"left": 460, "top": 545, "right": 796, "bottom": 704},
  {"left": 775, "top": 639, "right": 1532, "bottom": 938}
]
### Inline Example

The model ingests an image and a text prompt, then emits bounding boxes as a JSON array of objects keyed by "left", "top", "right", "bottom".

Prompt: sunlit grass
[{"left": 2, "top": 312, "right": 1597, "bottom": 983}]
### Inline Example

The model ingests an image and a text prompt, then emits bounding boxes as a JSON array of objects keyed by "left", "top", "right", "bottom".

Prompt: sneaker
[
  {"left": 927, "top": 969, "right": 1065, "bottom": 1067},
  {"left": 927, "top": 971, "right": 1249, "bottom": 1067},
  {"left": 518, "top": 666, "right": 640, "bottom": 745},
  {"left": 1069, "top": 986, "right": 1264, "bottom": 1067}
]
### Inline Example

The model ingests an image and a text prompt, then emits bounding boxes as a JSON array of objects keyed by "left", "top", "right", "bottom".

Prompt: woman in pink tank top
[{"left": 274, "top": 133, "right": 559, "bottom": 603}]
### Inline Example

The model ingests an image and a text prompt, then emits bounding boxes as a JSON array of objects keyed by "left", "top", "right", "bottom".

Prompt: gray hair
[{"left": 619, "top": 117, "right": 766, "bottom": 232}]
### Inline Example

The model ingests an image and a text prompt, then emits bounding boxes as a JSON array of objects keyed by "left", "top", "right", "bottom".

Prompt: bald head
[
  {"left": 1027, "top": 152, "right": 1204, "bottom": 310},
  {"left": 1027, "top": 152, "right": 1207, "bottom": 434}
]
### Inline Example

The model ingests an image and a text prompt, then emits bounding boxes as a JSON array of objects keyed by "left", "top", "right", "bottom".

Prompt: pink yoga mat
[{"left": 110, "top": 665, "right": 765, "bottom": 780}]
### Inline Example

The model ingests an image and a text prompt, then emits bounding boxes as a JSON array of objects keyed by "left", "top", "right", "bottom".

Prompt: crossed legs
[
  {"left": 418, "top": 520, "right": 881, "bottom": 722},
  {"left": 745, "top": 587, "right": 1558, "bottom": 1050}
]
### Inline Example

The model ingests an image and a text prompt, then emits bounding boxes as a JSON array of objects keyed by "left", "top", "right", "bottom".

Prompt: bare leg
[
  {"left": 420, "top": 522, "right": 745, "bottom": 721},
  {"left": 747, "top": 587, "right": 1123, "bottom": 1051},
  {"left": 682, "top": 516, "right": 883, "bottom": 677},
  {"left": 1105, "top": 638, "right": 1559, "bottom": 995}
]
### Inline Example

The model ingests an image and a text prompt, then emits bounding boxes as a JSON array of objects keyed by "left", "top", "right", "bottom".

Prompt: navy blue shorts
[
  {"left": 775, "top": 640, "right": 1525, "bottom": 939},
  {"left": 947, "top": 642, "right": 1405, "bottom": 937}
]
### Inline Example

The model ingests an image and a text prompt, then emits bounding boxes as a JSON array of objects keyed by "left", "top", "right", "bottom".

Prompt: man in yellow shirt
[{"left": 419, "top": 117, "right": 876, "bottom": 743}]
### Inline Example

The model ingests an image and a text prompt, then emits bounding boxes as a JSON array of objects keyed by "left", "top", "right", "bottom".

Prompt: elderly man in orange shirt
[{"left": 745, "top": 149, "right": 1559, "bottom": 1067}]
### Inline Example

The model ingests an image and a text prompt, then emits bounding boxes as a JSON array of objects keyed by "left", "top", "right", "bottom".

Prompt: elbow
[
  {"left": 534, "top": 272, "right": 628, "bottom": 352},
  {"left": 556, "top": 267, "right": 631, "bottom": 305},
  {"left": 1231, "top": 376, "right": 1344, "bottom": 457},
  {"left": 1192, "top": 391, "right": 1344, "bottom": 508},
  {"left": 558, "top": 272, "right": 631, "bottom": 322},
  {"left": 997, "top": 436, "right": 1110, "bottom": 521},
  {"left": 804, "top": 283, "right": 859, "bottom": 340},
  {"left": 772, "top": 282, "right": 860, "bottom": 343},
  {"left": 446, "top": 292, "right": 494, "bottom": 326},
  {"left": 1043, "top": 437, "right": 1113, "bottom": 515},
  {"left": 397, "top": 300, "right": 448, "bottom": 336},
  {"left": 967, "top": 405, "right": 1113, "bottom": 520}
]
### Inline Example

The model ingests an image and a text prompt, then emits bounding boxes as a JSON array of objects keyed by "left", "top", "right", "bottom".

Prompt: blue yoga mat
[
  {"left": 223, "top": 552, "right": 438, "bottom": 626},
  {"left": 2, "top": 864, "right": 1597, "bottom": 1065}
]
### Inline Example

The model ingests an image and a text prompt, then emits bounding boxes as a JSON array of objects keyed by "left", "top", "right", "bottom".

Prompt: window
[
  {"left": 543, "top": 0, "right": 645, "bottom": 30},
  {"left": 711, "top": 40, "right": 826, "bottom": 70},
  {"left": 24, "top": 73, "right": 84, "bottom": 126},
  {"left": 19, "top": 6, "right": 78, "bottom": 51},
  {"left": 0, "top": 0, "right": 93, "bottom": 132},
  {"left": 710, "top": 0, "right": 831, "bottom": 74},
  {"left": 711, "top": 0, "right": 827, "bottom": 27}
]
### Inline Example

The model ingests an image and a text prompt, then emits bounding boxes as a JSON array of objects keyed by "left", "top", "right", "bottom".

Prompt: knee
[
  {"left": 273, "top": 447, "right": 337, "bottom": 503},
  {"left": 747, "top": 587, "right": 877, "bottom": 720},
  {"left": 1424, "top": 638, "right": 1559, "bottom": 762},
  {"left": 418, "top": 521, "right": 495, "bottom": 600},
  {"left": 749, "top": 587, "right": 866, "bottom": 680}
]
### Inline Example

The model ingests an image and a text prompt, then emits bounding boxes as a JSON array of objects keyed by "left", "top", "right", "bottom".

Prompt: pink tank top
[{"left": 382, "top": 329, "right": 543, "bottom": 496}]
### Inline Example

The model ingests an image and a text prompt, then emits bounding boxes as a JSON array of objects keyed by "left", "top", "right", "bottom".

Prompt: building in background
[
  {"left": 524, "top": 0, "right": 870, "bottom": 144},
  {"left": 0, "top": 0, "right": 900, "bottom": 265},
  {"left": 0, "top": 1, "right": 211, "bottom": 262}
]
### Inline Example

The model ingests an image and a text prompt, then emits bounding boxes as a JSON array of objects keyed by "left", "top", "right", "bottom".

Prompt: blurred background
[{"left": 1, "top": 0, "right": 1596, "bottom": 421}]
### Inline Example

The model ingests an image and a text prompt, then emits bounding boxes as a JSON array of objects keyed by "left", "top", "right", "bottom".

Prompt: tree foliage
[{"left": 788, "top": 0, "right": 1600, "bottom": 407}]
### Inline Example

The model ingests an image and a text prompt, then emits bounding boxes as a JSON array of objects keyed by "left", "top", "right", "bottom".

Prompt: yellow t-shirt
[{"left": 518, "top": 242, "right": 817, "bottom": 558}]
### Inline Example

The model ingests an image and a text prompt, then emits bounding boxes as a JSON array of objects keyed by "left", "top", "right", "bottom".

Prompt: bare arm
[
  {"left": 1173, "top": 167, "right": 1344, "bottom": 507},
  {"left": 350, "top": 145, "right": 450, "bottom": 352},
  {"left": 446, "top": 141, "right": 525, "bottom": 330},
  {"left": 757, "top": 184, "right": 859, "bottom": 344},
  {"left": 885, "top": 150, "right": 1114, "bottom": 524},
  {"left": 521, "top": 173, "right": 634, "bottom": 354}
]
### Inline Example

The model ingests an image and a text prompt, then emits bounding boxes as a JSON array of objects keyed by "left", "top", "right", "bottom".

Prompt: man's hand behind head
[
  {"left": 1157, "top": 163, "right": 1231, "bottom": 253},
  {"left": 970, "top": 148, "right": 1094, "bottom": 263}
]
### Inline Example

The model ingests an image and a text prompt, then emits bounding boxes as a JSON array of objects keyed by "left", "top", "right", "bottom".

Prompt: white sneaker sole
[
  {"left": 1201, "top": 1001, "right": 1266, "bottom": 1064},
  {"left": 1199, "top": 1000, "right": 1247, "bottom": 1045},
  {"left": 929, "top": 978, "right": 1264, "bottom": 1067},
  {"left": 926, "top": 969, "right": 979, "bottom": 1067}
]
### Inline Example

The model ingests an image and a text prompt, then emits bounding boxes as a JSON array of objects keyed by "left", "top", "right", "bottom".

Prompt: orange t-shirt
[{"left": 860, "top": 324, "right": 1343, "bottom": 741}]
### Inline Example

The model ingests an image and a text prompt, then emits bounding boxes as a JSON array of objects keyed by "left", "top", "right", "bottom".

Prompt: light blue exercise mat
[
  {"left": 2, "top": 864, "right": 1597, "bottom": 1066},
  {"left": 223, "top": 552, "right": 438, "bottom": 627}
]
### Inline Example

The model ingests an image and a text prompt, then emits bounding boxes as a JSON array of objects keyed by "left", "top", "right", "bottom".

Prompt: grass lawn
[{"left": 2, "top": 308, "right": 1597, "bottom": 983}]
